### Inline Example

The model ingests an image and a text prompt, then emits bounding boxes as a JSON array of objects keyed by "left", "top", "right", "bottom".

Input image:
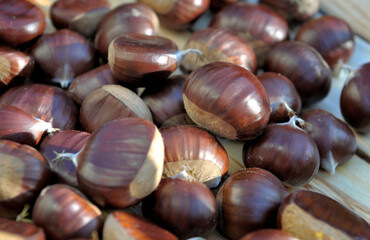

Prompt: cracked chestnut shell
[
  {"left": 183, "top": 62, "right": 270, "bottom": 140},
  {"left": 0, "top": 218, "right": 46, "bottom": 240}
]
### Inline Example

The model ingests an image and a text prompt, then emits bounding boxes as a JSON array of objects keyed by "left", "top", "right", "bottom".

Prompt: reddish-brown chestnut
[
  {"left": 0, "top": 0, "right": 45, "bottom": 47},
  {"left": 0, "top": 140, "right": 50, "bottom": 218},
  {"left": 160, "top": 125, "right": 229, "bottom": 188},
  {"left": 103, "top": 211, "right": 177, "bottom": 240},
  {"left": 0, "top": 218, "right": 46, "bottom": 240},
  {"left": 183, "top": 62, "right": 270, "bottom": 140},
  {"left": 340, "top": 62, "right": 370, "bottom": 133},
  {"left": 265, "top": 41, "right": 331, "bottom": 106},
  {"left": 240, "top": 229, "right": 299, "bottom": 240},
  {"left": 181, "top": 27, "right": 257, "bottom": 74},
  {"left": 216, "top": 168, "right": 288, "bottom": 240},
  {"left": 278, "top": 190, "right": 370, "bottom": 239},
  {"left": 33, "top": 184, "right": 103, "bottom": 240}
]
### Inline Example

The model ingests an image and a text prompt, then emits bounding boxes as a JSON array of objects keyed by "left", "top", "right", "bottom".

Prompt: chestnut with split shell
[{"left": 0, "top": 218, "right": 46, "bottom": 240}]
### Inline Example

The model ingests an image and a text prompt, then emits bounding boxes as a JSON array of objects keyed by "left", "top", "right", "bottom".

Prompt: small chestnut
[
  {"left": 0, "top": 218, "right": 46, "bottom": 240},
  {"left": 240, "top": 229, "right": 299, "bottom": 240}
]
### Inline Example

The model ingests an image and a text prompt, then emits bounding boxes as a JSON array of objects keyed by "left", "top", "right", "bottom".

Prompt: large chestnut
[
  {"left": 33, "top": 184, "right": 103, "bottom": 240},
  {"left": 30, "top": 29, "right": 96, "bottom": 88},
  {"left": 160, "top": 125, "right": 229, "bottom": 188},
  {"left": 0, "top": 0, "right": 45, "bottom": 47},
  {"left": 0, "top": 218, "right": 46, "bottom": 240},
  {"left": 243, "top": 116, "right": 320, "bottom": 186},
  {"left": 302, "top": 109, "right": 356, "bottom": 175},
  {"left": 295, "top": 16, "right": 354, "bottom": 70},
  {"left": 240, "top": 229, "right": 298, "bottom": 240},
  {"left": 181, "top": 27, "right": 257, "bottom": 74},
  {"left": 265, "top": 41, "right": 331, "bottom": 106},
  {"left": 278, "top": 190, "right": 370, "bottom": 240},
  {"left": 183, "top": 62, "right": 270, "bottom": 140},
  {"left": 216, "top": 168, "right": 288, "bottom": 240},
  {"left": 210, "top": 2, "right": 289, "bottom": 66},
  {"left": 0, "top": 140, "right": 50, "bottom": 218},
  {"left": 340, "top": 62, "right": 370, "bottom": 133}
]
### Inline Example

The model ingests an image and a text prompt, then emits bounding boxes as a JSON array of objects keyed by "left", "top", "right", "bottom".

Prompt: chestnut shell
[
  {"left": 0, "top": 218, "right": 46, "bottom": 240},
  {"left": 240, "top": 229, "right": 298, "bottom": 240}
]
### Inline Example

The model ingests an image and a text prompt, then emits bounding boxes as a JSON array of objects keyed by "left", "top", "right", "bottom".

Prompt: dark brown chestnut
[
  {"left": 50, "top": 0, "right": 110, "bottom": 37},
  {"left": 0, "top": 218, "right": 46, "bottom": 240},
  {"left": 142, "top": 170, "right": 217, "bottom": 238},
  {"left": 0, "top": 83, "right": 78, "bottom": 130},
  {"left": 258, "top": 72, "right": 302, "bottom": 123},
  {"left": 80, "top": 85, "right": 152, "bottom": 133},
  {"left": 0, "top": 46, "right": 34, "bottom": 88},
  {"left": 295, "top": 16, "right": 354, "bottom": 70},
  {"left": 243, "top": 116, "right": 320, "bottom": 186},
  {"left": 103, "top": 211, "right": 177, "bottom": 240},
  {"left": 277, "top": 190, "right": 370, "bottom": 240},
  {"left": 340, "top": 62, "right": 370, "bottom": 133},
  {"left": 302, "top": 109, "right": 356, "bottom": 175},
  {"left": 183, "top": 62, "right": 270, "bottom": 140},
  {"left": 32, "top": 184, "right": 103, "bottom": 240},
  {"left": 265, "top": 41, "right": 331, "bottom": 106},
  {"left": 0, "top": 140, "right": 50, "bottom": 219},
  {"left": 210, "top": 2, "right": 289, "bottom": 66},
  {"left": 0, "top": 0, "right": 45, "bottom": 47},
  {"left": 95, "top": 2, "right": 159, "bottom": 59},
  {"left": 30, "top": 29, "right": 96, "bottom": 88},
  {"left": 216, "top": 168, "right": 288, "bottom": 240},
  {"left": 240, "top": 229, "right": 299, "bottom": 240},
  {"left": 160, "top": 125, "right": 229, "bottom": 188},
  {"left": 181, "top": 27, "right": 257, "bottom": 74}
]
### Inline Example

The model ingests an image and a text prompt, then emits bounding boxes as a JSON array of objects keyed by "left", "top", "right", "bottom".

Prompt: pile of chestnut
[{"left": 0, "top": 0, "right": 369, "bottom": 239}]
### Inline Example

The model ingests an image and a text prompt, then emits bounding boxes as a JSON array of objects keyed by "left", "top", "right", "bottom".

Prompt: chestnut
[
  {"left": 30, "top": 29, "right": 96, "bottom": 88},
  {"left": 0, "top": 218, "right": 46, "bottom": 240},
  {"left": 302, "top": 109, "right": 356, "bottom": 175},
  {"left": 103, "top": 211, "right": 177, "bottom": 240},
  {"left": 216, "top": 168, "right": 288, "bottom": 240},
  {"left": 277, "top": 190, "right": 370, "bottom": 240},
  {"left": 183, "top": 62, "right": 270, "bottom": 140},
  {"left": 265, "top": 41, "right": 331, "bottom": 106},
  {"left": 240, "top": 229, "right": 299, "bottom": 240},
  {"left": 295, "top": 16, "right": 354, "bottom": 70},
  {"left": 50, "top": 0, "right": 110, "bottom": 37},
  {"left": 32, "top": 184, "right": 103, "bottom": 240},
  {"left": 161, "top": 113, "right": 195, "bottom": 127},
  {"left": 0, "top": 46, "right": 34, "bottom": 88},
  {"left": 243, "top": 115, "right": 320, "bottom": 186},
  {"left": 0, "top": 83, "right": 78, "bottom": 130},
  {"left": 0, "top": 0, "right": 45, "bottom": 47},
  {"left": 95, "top": 2, "right": 159, "bottom": 59},
  {"left": 142, "top": 170, "right": 217, "bottom": 238},
  {"left": 80, "top": 85, "right": 152, "bottom": 133},
  {"left": 160, "top": 125, "right": 229, "bottom": 188},
  {"left": 0, "top": 140, "right": 50, "bottom": 219},
  {"left": 340, "top": 62, "right": 370, "bottom": 133},
  {"left": 181, "top": 27, "right": 257, "bottom": 74},
  {"left": 258, "top": 72, "right": 302, "bottom": 123},
  {"left": 210, "top": 2, "right": 289, "bottom": 66}
]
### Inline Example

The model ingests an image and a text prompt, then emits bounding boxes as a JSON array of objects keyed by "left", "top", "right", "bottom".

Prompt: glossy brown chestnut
[
  {"left": 33, "top": 184, "right": 103, "bottom": 240},
  {"left": 260, "top": 0, "right": 319, "bottom": 22},
  {"left": 295, "top": 16, "right": 354, "bottom": 70},
  {"left": 50, "top": 0, "right": 110, "bottom": 37},
  {"left": 240, "top": 229, "right": 299, "bottom": 240},
  {"left": 103, "top": 211, "right": 177, "bottom": 240},
  {"left": 40, "top": 130, "right": 91, "bottom": 187},
  {"left": 210, "top": 0, "right": 238, "bottom": 11},
  {"left": 216, "top": 168, "right": 288, "bottom": 240},
  {"left": 265, "top": 41, "right": 331, "bottom": 106},
  {"left": 0, "top": 0, "right": 45, "bottom": 47},
  {"left": 243, "top": 116, "right": 320, "bottom": 186},
  {"left": 0, "top": 83, "right": 78, "bottom": 130},
  {"left": 0, "top": 46, "right": 34, "bottom": 88},
  {"left": 210, "top": 2, "right": 289, "bottom": 66},
  {"left": 302, "top": 109, "right": 356, "bottom": 175},
  {"left": 160, "top": 125, "right": 229, "bottom": 188},
  {"left": 0, "top": 218, "right": 46, "bottom": 240},
  {"left": 258, "top": 72, "right": 302, "bottom": 123},
  {"left": 142, "top": 172, "right": 217, "bottom": 238},
  {"left": 183, "top": 62, "right": 270, "bottom": 140},
  {"left": 181, "top": 27, "right": 257, "bottom": 74},
  {"left": 80, "top": 85, "right": 152, "bottom": 133},
  {"left": 161, "top": 113, "right": 195, "bottom": 127},
  {"left": 30, "top": 29, "right": 96, "bottom": 88},
  {"left": 95, "top": 2, "right": 159, "bottom": 59},
  {"left": 277, "top": 190, "right": 370, "bottom": 240},
  {"left": 0, "top": 140, "right": 50, "bottom": 218},
  {"left": 340, "top": 62, "right": 370, "bottom": 133}
]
